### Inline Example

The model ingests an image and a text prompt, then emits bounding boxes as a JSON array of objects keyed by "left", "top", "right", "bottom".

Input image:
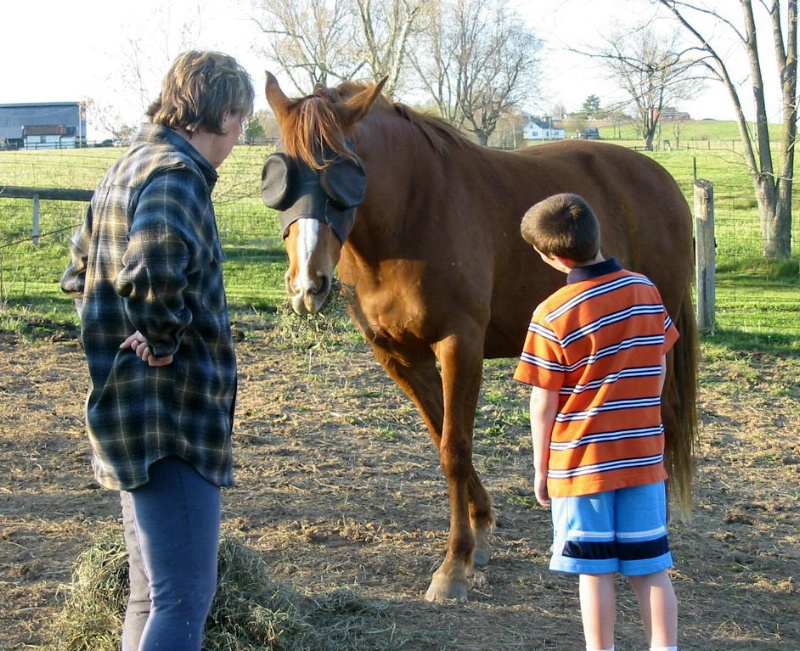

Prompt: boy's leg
[
  {"left": 628, "top": 570, "right": 678, "bottom": 649},
  {"left": 579, "top": 572, "right": 616, "bottom": 651},
  {"left": 550, "top": 492, "right": 621, "bottom": 650},
  {"left": 616, "top": 482, "right": 677, "bottom": 649}
]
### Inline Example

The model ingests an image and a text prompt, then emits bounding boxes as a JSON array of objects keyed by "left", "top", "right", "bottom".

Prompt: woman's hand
[{"left": 120, "top": 331, "right": 174, "bottom": 367}]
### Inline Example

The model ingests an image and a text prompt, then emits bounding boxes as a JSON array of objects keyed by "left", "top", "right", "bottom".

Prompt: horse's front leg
[
  {"left": 369, "top": 335, "right": 493, "bottom": 602},
  {"left": 468, "top": 470, "right": 495, "bottom": 567},
  {"left": 424, "top": 334, "right": 491, "bottom": 602}
]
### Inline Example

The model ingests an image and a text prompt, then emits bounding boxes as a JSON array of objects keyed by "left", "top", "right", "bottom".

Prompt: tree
[
  {"left": 353, "top": 0, "right": 424, "bottom": 96},
  {"left": 582, "top": 94, "right": 602, "bottom": 119},
  {"left": 89, "top": 4, "right": 205, "bottom": 141},
  {"left": 244, "top": 112, "right": 267, "bottom": 144},
  {"left": 249, "top": 0, "right": 364, "bottom": 91},
  {"left": 590, "top": 23, "right": 703, "bottom": 150},
  {"left": 656, "top": 0, "right": 795, "bottom": 259},
  {"left": 489, "top": 107, "right": 526, "bottom": 148},
  {"left": 410, "top": 0, "right": 542, "bottom": 145},
  {"left": 249, "top": 0, "right": 424, "bottom": 95}
]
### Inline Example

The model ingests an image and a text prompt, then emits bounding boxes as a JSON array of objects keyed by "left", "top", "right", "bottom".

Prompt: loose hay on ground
[{"left": 51, "top": 535, "right": 391, "bottom": 651}]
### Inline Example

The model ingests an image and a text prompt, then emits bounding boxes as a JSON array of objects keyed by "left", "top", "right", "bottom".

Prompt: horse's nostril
[{"left": 312, "top": 275, "right": 330, "bottom": 296}]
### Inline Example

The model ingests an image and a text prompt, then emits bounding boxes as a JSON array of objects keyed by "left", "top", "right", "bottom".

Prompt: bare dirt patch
[{"left": 1, "top": 322, "right": 798, "bottom": 650}]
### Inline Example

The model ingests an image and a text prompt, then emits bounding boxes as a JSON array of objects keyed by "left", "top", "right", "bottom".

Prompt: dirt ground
[{"left": 0, "top": 320, "right": 798, "bottom": 650}]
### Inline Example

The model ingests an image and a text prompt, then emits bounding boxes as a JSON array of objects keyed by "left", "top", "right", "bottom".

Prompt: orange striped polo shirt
[{"left": 514, "top": 259, "right": 679, "bottom": 497}]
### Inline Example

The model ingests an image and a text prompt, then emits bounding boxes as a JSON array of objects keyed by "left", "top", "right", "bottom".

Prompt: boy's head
[
  {"left": 147, "top": 50, "right": 255, "bottom": 136},
  {"left": 520, "top": 193, "right": 601, "bottom": 265}
]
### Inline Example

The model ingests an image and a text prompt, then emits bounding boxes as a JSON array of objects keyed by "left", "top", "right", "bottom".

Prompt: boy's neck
[{"left": 562, "top": 252, "right": 606, "bottom": 270}]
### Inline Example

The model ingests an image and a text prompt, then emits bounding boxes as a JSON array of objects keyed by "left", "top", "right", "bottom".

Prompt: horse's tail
[{"left": 664, "top": 288, "right": 699, "bottom": 518}]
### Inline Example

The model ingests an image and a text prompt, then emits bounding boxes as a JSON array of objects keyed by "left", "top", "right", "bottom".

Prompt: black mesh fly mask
[{"left": 261, "top": 144, "right": 367, "bottom": 243}]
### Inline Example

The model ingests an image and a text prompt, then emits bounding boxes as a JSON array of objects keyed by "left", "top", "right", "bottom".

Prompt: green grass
[
  {"left": 0, "top": 138, "right": 797, "bottom": 360},
  {"left": 599, "top": 118, "right": 745, "bottom": 144}
]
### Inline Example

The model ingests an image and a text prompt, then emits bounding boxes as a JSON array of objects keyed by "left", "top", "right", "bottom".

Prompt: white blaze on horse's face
[{"left": 284, "top": 217, "right": 342, "bottom": 315}]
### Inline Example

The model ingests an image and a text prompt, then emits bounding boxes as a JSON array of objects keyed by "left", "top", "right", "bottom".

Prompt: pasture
[{"left": 0, "top": 132, "right": 798, "bottom": 649}]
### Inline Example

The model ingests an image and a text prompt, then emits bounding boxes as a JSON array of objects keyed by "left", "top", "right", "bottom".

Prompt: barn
[{"left": 0, "top": 102, "right": 86, "bottom": 150}]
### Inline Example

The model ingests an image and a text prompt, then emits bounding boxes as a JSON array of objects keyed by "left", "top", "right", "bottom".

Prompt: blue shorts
[{"left": 549, "top": 481, "right": 673, "bottom": 576}]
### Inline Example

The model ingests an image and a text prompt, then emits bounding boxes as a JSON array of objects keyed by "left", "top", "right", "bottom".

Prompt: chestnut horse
[{"left": 261, "top": 73, "right": 697, "bottom": 603}]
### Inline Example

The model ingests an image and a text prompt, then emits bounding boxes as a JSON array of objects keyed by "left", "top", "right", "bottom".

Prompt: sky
[{"left": 0, "top": 0, "right": 775, "bottom": 141}]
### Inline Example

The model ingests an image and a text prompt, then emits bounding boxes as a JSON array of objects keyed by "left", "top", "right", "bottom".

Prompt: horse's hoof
[
  {"left": 472, "top": 547, "right": 491, "bottom": 566},
  {"left": 424, "top": 576, "right": 469, "bottom": 603}
]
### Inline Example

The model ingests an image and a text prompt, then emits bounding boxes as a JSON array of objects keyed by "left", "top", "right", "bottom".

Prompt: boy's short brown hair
[
  {"left": 520, "top": 193, "right": 601, "bottom": 263},
  {"left": 147, "top": 50, "right": 254, "bottom": 135}
]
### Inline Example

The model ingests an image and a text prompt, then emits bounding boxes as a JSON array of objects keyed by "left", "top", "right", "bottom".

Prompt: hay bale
[{"left": 51, "top": 534, "right": 390, "bottom": 651}]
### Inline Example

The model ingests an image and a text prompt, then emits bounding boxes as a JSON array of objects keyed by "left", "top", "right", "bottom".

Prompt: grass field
[{"left": 0, "top": 123, "right": 798, "bottom": 352}]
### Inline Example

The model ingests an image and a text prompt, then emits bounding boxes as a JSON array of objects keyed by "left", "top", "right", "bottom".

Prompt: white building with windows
[{"left": 522, "top": 116, "right": 565, "bottom": 141}]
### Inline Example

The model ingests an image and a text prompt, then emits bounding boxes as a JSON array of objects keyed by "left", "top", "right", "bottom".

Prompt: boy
[
  {"left": 514, "top": 193, "right": 679, "bottom": 651},
  {"left": 61, "top": 51, "right": 254, "bottom": 650}
]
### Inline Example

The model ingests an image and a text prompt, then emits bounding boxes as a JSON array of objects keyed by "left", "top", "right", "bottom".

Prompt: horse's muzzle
[{"left": 287, "top": 272, "right": 331, "bottom": 316}]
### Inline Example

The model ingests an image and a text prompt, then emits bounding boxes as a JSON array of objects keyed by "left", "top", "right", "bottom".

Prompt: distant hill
[
  {"left": 549, "top": 119, "right": 746, "bottom": 143},
  {"left": 610, "top": 120, "right": 744, "bottom": 142}
]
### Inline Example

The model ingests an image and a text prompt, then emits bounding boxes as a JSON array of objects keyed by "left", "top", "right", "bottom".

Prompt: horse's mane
[
  {"left": 278, "top": 80, "right": 471, "bottom": 168},
  {"left": 391, "top": 100, "right": 471, "bottom": 156}
]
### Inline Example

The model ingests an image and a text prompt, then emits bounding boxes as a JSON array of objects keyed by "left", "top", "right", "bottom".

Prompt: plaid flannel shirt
[{"left": 61, "top": 123, "right": 237, "bottom": 490}]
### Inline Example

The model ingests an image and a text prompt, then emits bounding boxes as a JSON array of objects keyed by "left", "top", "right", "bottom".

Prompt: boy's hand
[
  {"left": 120, "top": 331, "right": 174, "bottom": 367},
  {"left": 534, "top": 471, "right": 550, "bottom": 507}
]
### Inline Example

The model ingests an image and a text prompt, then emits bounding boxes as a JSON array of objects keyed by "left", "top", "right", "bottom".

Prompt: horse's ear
[
  {"left": 265, "top": 71, "right": 295, "bottom": 120},
  {"left": 337, "top": 77, "right": 388, "bottom": 128}
]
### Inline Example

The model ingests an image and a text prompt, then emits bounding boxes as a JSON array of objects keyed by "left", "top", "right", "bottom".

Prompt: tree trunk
[
  {"left": 658, "top": 0, "right": 796, "bottom": 260},
  {"left": 757, "top": 178, "right": 794, "bottom": 258}
]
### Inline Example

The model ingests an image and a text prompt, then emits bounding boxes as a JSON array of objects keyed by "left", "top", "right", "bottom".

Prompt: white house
[{"left": 522, "top": 116, "right": 565, "bottom": 141}]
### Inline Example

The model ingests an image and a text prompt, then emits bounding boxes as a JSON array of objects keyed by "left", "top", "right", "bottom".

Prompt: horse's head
[{"left": 261, "top": 72, "right": 386, "bottom": 315}]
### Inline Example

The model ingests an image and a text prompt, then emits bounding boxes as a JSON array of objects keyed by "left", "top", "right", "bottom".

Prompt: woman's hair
[
  {"left": 520, "top": 193, "right": 601, "bottom": 263},
  {"left": 147, "top": 50, "right": 255, "bottom": 135}
]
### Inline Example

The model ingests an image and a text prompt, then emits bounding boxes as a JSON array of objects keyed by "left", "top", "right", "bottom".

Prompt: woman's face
[{"left": 204, "top": 110, "right": 245, "bottom": 169}]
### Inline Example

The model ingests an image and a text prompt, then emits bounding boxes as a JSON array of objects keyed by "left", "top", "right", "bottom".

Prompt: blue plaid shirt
[{"left": 62, "top": 123, "right": 237, "bottom": 490}]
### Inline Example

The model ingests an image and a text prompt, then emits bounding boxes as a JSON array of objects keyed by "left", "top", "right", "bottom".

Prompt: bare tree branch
[
  {"left": 249, "top": 0, "right": 423, "bottom": 95},
  {"left": 656, "top": 0, "right": 796, "bottom": 258},
  {"left": 584, "top": 23, "right": 704, "bottom": 149},
  {"left": 410, "top": 0, "right": 541, "bottom": 145}
]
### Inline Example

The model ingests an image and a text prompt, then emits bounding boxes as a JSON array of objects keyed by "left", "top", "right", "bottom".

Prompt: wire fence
[{"left": 1, "top": 144, "right": 797, "bottom": 338}]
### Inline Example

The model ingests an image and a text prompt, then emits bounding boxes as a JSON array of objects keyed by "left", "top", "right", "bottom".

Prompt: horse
[{"left": 260, "top": 73, "right": 698, "bottom": 603}]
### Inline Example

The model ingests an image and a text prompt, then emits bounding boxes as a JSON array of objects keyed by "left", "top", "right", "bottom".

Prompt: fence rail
[
  {"left": 0, "top": 178, "right": 746, "bottom": 335},
  {"left": 0, "top": 185, "right": 94, "bottom": 201},
  {"left": 0, "top": 185, "right": 93, "bottom": 246}
]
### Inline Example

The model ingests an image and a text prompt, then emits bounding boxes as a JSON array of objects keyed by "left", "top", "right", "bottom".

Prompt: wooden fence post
[
  {"left": 0, "top": 186, "right": 94, "bottom": 246},
  {"left": 694, "top": 179, "right": 715, "bottom": 334},
  {"left": 32, "top": 193, "right": 40, "bottom": 246}
]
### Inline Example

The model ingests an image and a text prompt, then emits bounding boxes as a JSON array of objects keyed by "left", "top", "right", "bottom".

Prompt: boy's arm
[
  {"left": 529, "top": 385, "right": 559, "bottom": 507},
  {"left": 658, "top": 354, "right": 668, "bottom": 394}
]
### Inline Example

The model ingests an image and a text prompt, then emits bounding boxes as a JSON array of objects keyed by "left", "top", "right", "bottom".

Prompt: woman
[{"left": 61, "top": 50, "right": 254, "bottom": 651}]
